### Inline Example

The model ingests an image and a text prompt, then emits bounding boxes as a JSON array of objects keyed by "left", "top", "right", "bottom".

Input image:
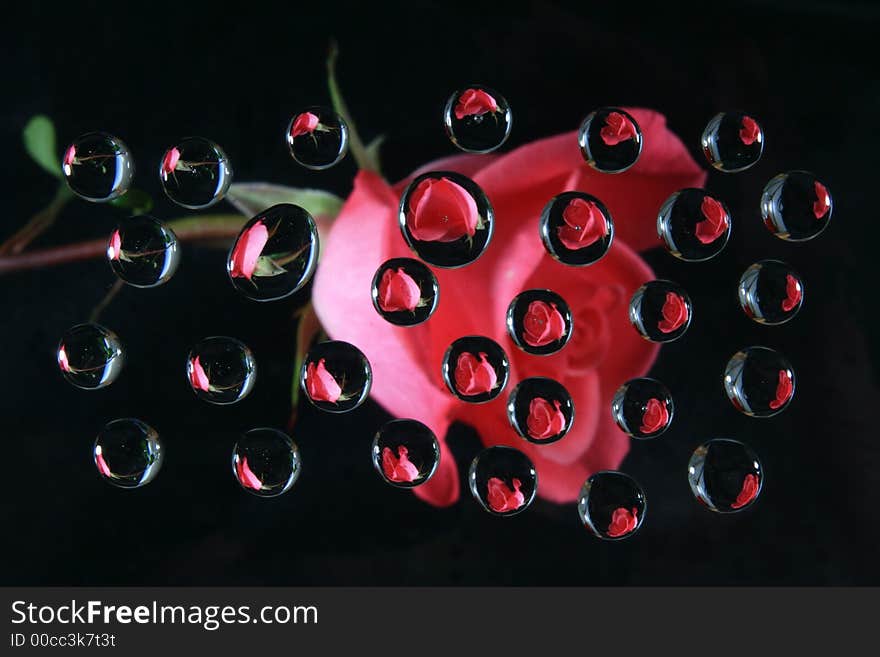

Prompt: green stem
[
  {"left": 327, "top": 41, "right": 379, "bottom": 173},
  {"left": 0, "top": 183, "right": 73, "bottom": 255}
]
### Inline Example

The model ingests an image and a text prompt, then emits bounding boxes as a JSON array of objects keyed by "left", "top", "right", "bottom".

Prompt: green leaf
[
  {"left": 226, "top": 183, "right": 344, "bottom": 220},
  {"left": 23, "top": 115, "right": 62, "bottom": 178},
  {"left": 109, "top": 188, "right": 153, "bottom": 214},
  {"left": 290, "top": 302, "right": 325, "bottom": 413}
]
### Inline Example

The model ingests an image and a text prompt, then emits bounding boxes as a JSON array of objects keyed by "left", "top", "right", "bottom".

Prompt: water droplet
[
  {"left": 506, "top": 289, "right": 573, "bottom": 355},
  {"left": 62, "top": 132, "right": 134, "bottom": 202},
  {"left": 441, "top": 336, "right": 509, "bottom": 403},
  {"left": 507, "top": 377, "right": 574, "bottom": 444},
  {"left": 106, "top": 215, "right": 180, "bottom": 287},
  {"left": 469, "top": 446, "right": 537, "bottom": 517},
  {"left": 701, "top": 111, "right": 764, "bottom": 172},
  {"left": 611, "top": 377, "right": 674, "bottom": 439},
  {"left": 578, "top": 108, "right": 642, "bottom": 173},
  {"left": 657, "top": 189, "right": 731, "bottom": 261},
  {"left": 724, "top": 346, "right": 795, "bottom": 417},
  {"left": 577, "top": 471, "right": 646, "bottom": 540},
  {"left": 398, "top": 171, "right": 494, "bottom": 268},
  {"left": 539, "top": 192, "right": 614, "bottom": 266},
  {"left": 94, "top": 418, "right": 163, "bottom": 488},
  {"left": 688, "top": 438, "right": 763, "bottom": 512},
  {"left": 227, "top": 203, "right": 319, "bottom": 302},
  {"left": 159, "top": 137, "right": 232, "bottom": 209},
  {"left": 232, "top": 428, "right": 301, "bottom": 497},
  {"left": 443, "top": 85, "right": 512, "bottom": 153},
  {"left": 629, "top": 280, "right": 692, "bottom": 342},
  {"left": 186, "top": 337, "right": 257, "bottom": 405},
  {"left": 761, "top": 171, "right": 832, "bottom": 242},
  {"left": 738, "top": 260, "right": 804, "bottom": 325},
  {"left": 286, "top": 107, "right": 349, "bottom": 170},
  {"left": 57, "top": 323, "right": 124, "bottom": 390},
  {"left": 300, "top": 341, "right": 372, "bottom": 413},
  {"left": 371, "top": 419, "right": 440, "bottom": 488},
  {"left": 371, "top": 258, "right": 439, "bottom": 326}
]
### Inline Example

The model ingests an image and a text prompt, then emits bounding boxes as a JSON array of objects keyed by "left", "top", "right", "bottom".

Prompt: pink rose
[
  {"left": 526, "top": 397, "right": 566, "bottom": 440},
  {"left": 557, "top": 197, "right": 607, "bottom": 250},
  {"left": 305, "top": 358, "right": 343, "bottom": 403},
  {"left": 161, "top": 147, "right": 180, "bottom": 177},
  {"left": 405, "top": 176, "right": 479, "bottom": 242},
  {"left": 813, "top": 181, "right": 831, "bottom": 219},
  {"left": 382, "top": 445, "right": 420, "bottom": 483},
  {"left": 291, "top": 112, "right": 321, "bottom": 138},
  {"left": 731, "top": 473, "right": 759, "bottom": 509},
  {"left": 769, "top": 369, "right": 793, "bottom": 410},
  {"left": 312, "top": 108, "right": 705, "bottom": 506},
  {"left": 454, "top": 88, "right": 499, "bottom": 120},
  {"left": 607, "top": 507, "right": 638, "bottom": 537},
  {"left": 694, "top": 196, "right": 729, "bottom": 245},
  {"left": 454, "top": 352, "right": 498, "bottom": 396},
  {"left": 487, "top": 477, "right": 524, "bottom": 513},
  {"left": 657, "top": 291, "right": 689, "bottom": 334},
  {"left": 235, "top": 456, "right": 263, "bottom": 491},
  {"left": 229, "top": 221, "right": 269, "bottom": 280},
  {"left": 378, "top": 267, "right": 421, "bottom": 312},
  {"left": 188, "top": 356, "right": 210, "bottom": 392},
  {"left": 63, "top": 145, "right": 76, "bottom": 168},
  {"left": 781, "top": 274, "right": 802, "bottom": 312},
  {"left": 600, "top": 111, "right": 638, "bottom": 146},
  {"left": 639, "top": 398, "right": 669, "bottom": 434},
  {"left": 522, "top": 300, "right": 566, "bottom": 347},
  {"left": 107, "top": 229, "right": 122, "bottom": 261},
  {"left": 739, "top": 116, "right": 760, "bottom": 146}
]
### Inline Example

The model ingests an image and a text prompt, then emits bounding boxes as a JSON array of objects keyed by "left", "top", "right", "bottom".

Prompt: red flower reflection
[
  {"left": 161, "top": 147, "right": 180, "bottom": 178},
  {"left": 229, "top": 221, "right": 269, "bottom": 281},
  {"left": 739, "top": 116, "right": 760, "bottom": 146},
  {"left": 695, "top": 196, "right": 729, "bottom": 245},
  {"left": 522, "top": 300, "right": 566, "bottom": 347},
  {"left": 406, "top": 176, "right": 480, "bottom": 242},
  {"left": 657, "top": 292, "right": 689, "bottom": 334},
  {"left": 454, "top": 89, "right": 498, "bottom": 120},
  {"left": 557, "top": 197, "right": 607, "bottom": 250},
  {"left": 306, "top": 358, "right": 343, "bottom": 403},
  {"left": 188, "top": 356, "right": 210, "bottom": 392},
  {"left": 454, "top": 352, "right": 497, "bottom": 396},
  {"left": 378, "top": 267, "right": 421, "bottom": 313},
  {"left": 487, "top": 477, "right": 525, "bottom": 513},
  {"left": 813, "top": 181, "right": 831, "bottom": 219},
  {"left": 236, "top": 456, "right": 263, "bottom": 490},
  {"left": 291, "top": 112, "right": 320, "bottom": 138},
  {"left": 95, "top": 449, "right": 112, "bottom": 478},
  {"left": 381, "top": 445, "right": 420, "bottom": 483},
  {"left": 769, "top": 369, "right": 793, "bottom": 410},
  {"left": 107, "top": 230, "right": 122, "bottom": 261},
  {"left": 63, "top": 145, "right": 76, "bottom": 168},
  {"left": 57, "top": 345, "right": 70, "bottom": 372},
  {"left": 599, "top": 112, "right": 638, "bottom": 146},
  {"left": 781, "top": 274, "right": 802, "bottom": 312},
  {"left": 639, "top": 398, "right": 668, "bottom": 434},
  {"left": 731, "top": 473, "right": 759, "bottom": 509},
  {"left": 607, "top": 507, "right": 638, "bottom": 537},
  {"left": 526, "top": 397, "right": 566, "bottom": 440}
]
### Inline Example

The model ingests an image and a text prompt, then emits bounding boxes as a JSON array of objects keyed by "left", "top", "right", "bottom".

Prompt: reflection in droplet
[
  {"left": 57, "top": 323, "right": 124, "bottom": 390},
  {"left": 94, "top": 418, "right": 163, "bottom": 489}
]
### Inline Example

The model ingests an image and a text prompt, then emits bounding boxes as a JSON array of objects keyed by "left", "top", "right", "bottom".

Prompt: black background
[{"left": 2, "top": 0, "right": 878, "bottom": 585}]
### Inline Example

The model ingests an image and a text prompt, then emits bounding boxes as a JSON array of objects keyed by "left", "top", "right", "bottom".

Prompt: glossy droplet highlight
[
  {"left": 94, "top": 418, "right": 163, "bottom": 489},
  {"left": 371, "top": 258, "right": 439, "bottom": 326},
  {"left": 62, "top": 132, "right": 134, "bottom": 202},
  {"left": 232, "top": 428, "right": 301, "bottom": 497},
  {"left": 159, "top": 137, "right": 232, "bottom": 209},
  {"left": 701, "top": 111, "right": 764, "bottom": 172},
  {"left": 539, "top": 192, "right": 614, "bottom": 266},
  {"left": 398, "top": 171, "right": 494, "bottom": 268},
  {"left": 300, "top": 341, "right": 372, "bottom": 413},
  {"left": 469, "top": 446, "right": 537, "bottom": 517},
  {"left": 106, "top": 215, "right": 180, "bottom": 287},
  {"left": 506, "top": 289, "right": 573, "bottom": 355},
  {"left": 57, "top": 323, "right": 124, "bottom": 390},
  {"left": 442, "top": 336, "right": 509, "bottom": 403},
  {"left": 577, "top": 471, "right": 646, "bottom": 540},
  {"left": 578, "top": 108, "right": 642, "bottom": 173},
  {"left": 657, "top": 189, "right": 731, "bottom": 261},
  {"left": 507, "top": 377, "right": 574, "bottom": 445},
  {"left": 227, "top": 203, "right": 319, "bottom": 302},
  {"left": 286, "top": 106, "right": 349, "bottom": 170},
  {"left": 186, "top": 337, "right": 257, "bottom": 405},
  {"left": 724, "top": 346, "right": 795, "bottom": 417},
  {"left": 761, "top": 171, "right": 832, "bottom": 241},
  {"left": 443, "top": 85, "right": 512, "bottom": 153},
  {"left": 629, "top": 280, "right": 692, "bottom": 342},
  {"left": 371, "top": 419, "right": 440, "bottom": 488},
  {"left": 611, "top": 377, "right": 674, "bottom": 439},
  {"left": 688, "top": 438, "right": 763, "bottom": 512},
  {"left": 738, "top": 260, "right": 804, "bottom": 325}
]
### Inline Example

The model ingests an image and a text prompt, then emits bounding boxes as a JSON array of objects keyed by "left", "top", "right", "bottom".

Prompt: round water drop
[
  {"left": 371, "top": 258, "right": 439, "bottom": 326},
  {"left": 62, "top": 132, "right": 134, "bottom": 202},
  {"left": 657, "top": 189, "right": 731, "bottom": 261},
  {"left": 371, "top": 419, "right": 440, "bottom": 488},
  {"left": 159, "top": 137, "right": 232, "bottom": 209},
  {"left": 688, "top": 438, "right": 763, "bottom": 512},
  {"left": 57, "top": 323, "right": 124, "bottom": 390},
  {"left": 738, "top": 260, "right": 804, "bottom": 325},
  {"left": 443, "top": 85, "right": 512, "bottom": 153},
  {"left": 701, "top": 111, "right": 764, "bottom": 172},
  {"left": 106, "top": 215, "right": 180, "bottom": 287},
  {"left": 94, "top": 418, "right": 163, "bottom": 489},
  {"left": 611, "top": 377, "right": 674, "bottom": 439},
  {"left": 539, "top": 192, "right": 614, "bottom": 266},
  {"left": 577, "top": 471, "right": 646, "bottom": 540},
  {"left": 629, "top": 280, "right": 692, "bottom": 343},
  {"left": 300, "top": 341, "right": 372, "bottom": 413},
  {"left": 398, "top": 171, "right": 494, "bottom": 268},
  {"left": 507, "top": 377, "right": 574, "bottom": 445},
  {"left": 286, "top": 106, "right": 349, "bottom": 170},
  {"left": 761, "top": 171, "right": 832, "bottom": 241},
  {"left": 578, "top": 108, "right": 642, "bottom": 173},
  {"left": 232, "top": 428, "right": 301, "bottom": 497},
  {"left": 227, "top": 204, "right": 319, "bottom": 302},
  {"left": 724, "top": 346, "right": 795, "bottom": 417},
  {"left": 441, "top": 336, "right": 509, "bottom": 403},
  {"left": 469, "top": 446, "right": 537, "bottom": 517},
  {"left": 506, "top": 289, "right": 573, "bottom": 355},
  {"left": 186, "top": 337, "right": 257, "bottom": 405}
]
